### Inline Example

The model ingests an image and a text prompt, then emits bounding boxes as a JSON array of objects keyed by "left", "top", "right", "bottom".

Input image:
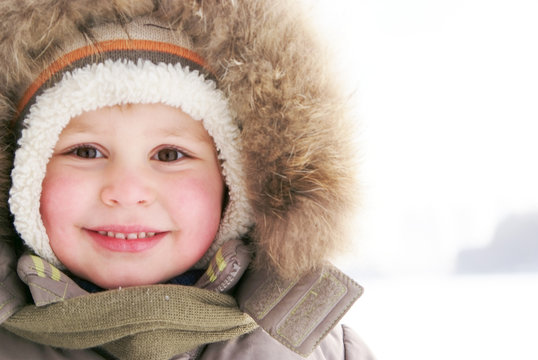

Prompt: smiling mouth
[
  {"left": 87, "top": 229, "right": 166, "bottom": 252},
  {"left": 96, "top": 231, "right": 158, "bottom": 240}
]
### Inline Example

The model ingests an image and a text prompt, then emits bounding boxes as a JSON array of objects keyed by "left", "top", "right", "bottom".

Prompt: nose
[{"left": 100, "top": 165, "right": 156, "bottom": 207}]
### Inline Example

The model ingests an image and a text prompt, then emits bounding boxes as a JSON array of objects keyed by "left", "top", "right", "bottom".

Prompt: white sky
[{"left": 311, "top": 0, "right": 538, "bottom": 274}]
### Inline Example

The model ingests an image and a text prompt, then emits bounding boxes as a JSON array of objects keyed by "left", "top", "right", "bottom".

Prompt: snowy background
[{"left": 307, "top": 0, "right": 538, "bottom": 358}]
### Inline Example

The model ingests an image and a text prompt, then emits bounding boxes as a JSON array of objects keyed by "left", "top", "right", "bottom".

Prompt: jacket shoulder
[
  {"left": 340, "top": 325, "right": 376, "bottom": 360},
  {"left": 199, "top": 325, "right": 374, "bottom": 360}
]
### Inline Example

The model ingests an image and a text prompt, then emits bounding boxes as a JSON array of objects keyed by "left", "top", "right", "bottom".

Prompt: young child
[{"left": 0, "top": 1, "right": 374, "bottom": 359}]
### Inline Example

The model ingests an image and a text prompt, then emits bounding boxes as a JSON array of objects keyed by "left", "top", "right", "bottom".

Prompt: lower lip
[{"left": 87, "top": 230, "right": 166, "bottom": 253}]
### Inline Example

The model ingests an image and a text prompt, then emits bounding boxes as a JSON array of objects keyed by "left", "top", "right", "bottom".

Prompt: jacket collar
[{"left": 236, "top": 264, "right": 363, "bottom": 357}]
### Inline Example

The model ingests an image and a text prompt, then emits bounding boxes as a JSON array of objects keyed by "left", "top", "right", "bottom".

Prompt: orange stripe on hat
[{"left": 16, "top": 39, "right": 211, "bottom": 116}]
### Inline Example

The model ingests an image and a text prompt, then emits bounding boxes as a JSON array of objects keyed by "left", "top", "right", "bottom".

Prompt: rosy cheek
[
  {"left": 41, "top": 175, "right": 79, "bottom": 218},
  {"left": 170, "top": 175, "right": 224, "bottom": 234},
  {"left": 41, "top": 169, "right": 91, "bottom": 247}
]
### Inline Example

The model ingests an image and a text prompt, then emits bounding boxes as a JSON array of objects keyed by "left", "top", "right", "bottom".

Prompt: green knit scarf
[{"left": 3, "top": 285, "right": 258, "bottom": 360}]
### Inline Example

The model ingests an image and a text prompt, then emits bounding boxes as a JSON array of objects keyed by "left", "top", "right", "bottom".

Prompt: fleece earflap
[{"left": 9, "top": 16, "right": 252, "bottom": 268}]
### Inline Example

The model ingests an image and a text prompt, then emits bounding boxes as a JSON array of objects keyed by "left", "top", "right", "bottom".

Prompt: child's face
[{"left": 40, "top": 103, "right": 224, "bottom": 289}]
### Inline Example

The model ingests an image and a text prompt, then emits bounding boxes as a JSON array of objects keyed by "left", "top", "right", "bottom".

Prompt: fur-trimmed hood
[{"left": 0, "top": 0, "right": 358, "bottom": 279}]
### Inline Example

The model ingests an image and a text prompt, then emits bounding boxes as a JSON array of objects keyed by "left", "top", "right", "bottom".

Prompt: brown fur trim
[
  {"left": 0, "top": 0, "right": 359, "bottom": 279},
  {"left": 0, "top": 97, "right": 18, "bottom": 248}
]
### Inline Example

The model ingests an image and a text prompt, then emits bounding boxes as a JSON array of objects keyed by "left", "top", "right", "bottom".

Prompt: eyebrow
[
  {"left": 158, "top": 125, "right": 214, "bottom": 144},
  {"left": 61, "top": 120, "right": 102, "bottom": 135}
]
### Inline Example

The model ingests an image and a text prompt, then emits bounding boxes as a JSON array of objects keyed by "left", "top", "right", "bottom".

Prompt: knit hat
[{"left": 8, "top": 16, "right": 253, "bottom": 268}]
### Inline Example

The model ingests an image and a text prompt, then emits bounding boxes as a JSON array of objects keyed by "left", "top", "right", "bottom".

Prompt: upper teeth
[{"left": 97, "top": 231, "right": 156, "bottom": 239}]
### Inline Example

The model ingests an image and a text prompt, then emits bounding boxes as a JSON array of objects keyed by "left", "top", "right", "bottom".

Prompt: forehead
[{"left": 61, "top": 103, "right": 214, "bottom": 144}]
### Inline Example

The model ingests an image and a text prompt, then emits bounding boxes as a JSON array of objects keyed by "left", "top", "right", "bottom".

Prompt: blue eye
[
  {"left": 154, "top": 148, "right": 185, "bottom": 162},
  {"left": 68, "top": 145, "right": 104, "bottom": 159}
]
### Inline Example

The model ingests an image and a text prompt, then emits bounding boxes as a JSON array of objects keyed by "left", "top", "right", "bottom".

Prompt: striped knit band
[
  {"left": 14, "top": 39, "right": 213, "bottom": 133},
  {"left": 8, "top": 17, "right": 253, "bottom": 269}
]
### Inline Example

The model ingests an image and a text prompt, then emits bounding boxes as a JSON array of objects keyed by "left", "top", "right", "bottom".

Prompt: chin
[{"left": 89, "top": 273, "right": 165, "bottom": 289}]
